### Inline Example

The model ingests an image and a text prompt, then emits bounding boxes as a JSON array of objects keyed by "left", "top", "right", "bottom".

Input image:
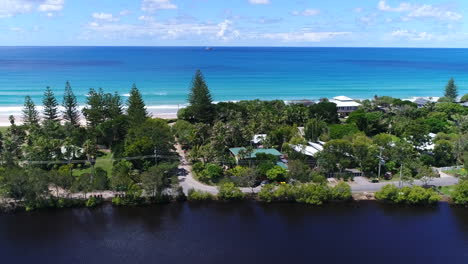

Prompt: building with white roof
[{"left": 329, "top": 96, "right": 361, "bottom": 117}]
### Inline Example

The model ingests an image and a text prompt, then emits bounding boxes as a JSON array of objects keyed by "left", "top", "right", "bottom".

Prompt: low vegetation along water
[{"left": 0, "top": 202, "right": 467, "bottom": 263}]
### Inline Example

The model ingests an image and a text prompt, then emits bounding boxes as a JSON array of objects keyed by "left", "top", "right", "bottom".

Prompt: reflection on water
[{"left": 0, "top": 202, "right": 467, "bottom": 264}]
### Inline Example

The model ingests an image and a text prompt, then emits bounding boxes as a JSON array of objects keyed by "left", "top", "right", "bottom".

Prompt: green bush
[
  {"left": 192, "top": 162, "right": 205, "bottom": 173},
  {"left": 187, "top": 189, "right": 214, "bottom": 201},
  {"left": 452, "top": 181, "right": 468, "bottom": 205},
  {"left": 294, "top": 184, "right": 330, "bottom": 205},
  {"left": 266, "top": 166, "right": 288, "bottom": 182},
  {"left": 198, "top": 163, "right": 223, "bottom": 183},
  {"left": 376, "top": 184, "right": 440, "bottom": 205},
  {"left": 85, "top": 196, "right": 103, "bottom": 208},
  {"left": 330, "top": 182, "right": 352, "bottom": 201},
  {"left": 217, "top": 182, "right": 245, "bottom": 201},
  {"left": 258, "top": 184, "right": 276, "bottom": 202}
]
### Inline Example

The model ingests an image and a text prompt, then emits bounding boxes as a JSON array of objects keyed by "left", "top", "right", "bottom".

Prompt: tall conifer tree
[
  {"left": 62, "top": 81, "right": 80, "bottom": 126},
  {"left": 22, "top": 96, "right": 39, "bottom": 126},
  {"left": 43, "top": 86, "right": 59, "bottom": 122},
  {"left": 188, "top": 70, "right": 214, "bottom": 123},
  {"left": 444, "top": 78, "right": 458, "bottom": 101},
  {"left": 126, "top": 84, "right": 147, "bottom": 125}
]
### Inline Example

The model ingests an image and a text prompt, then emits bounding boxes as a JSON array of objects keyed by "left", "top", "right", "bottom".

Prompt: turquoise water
[{"left": 1, "top": 47, "right": 467, "bottom": 110}]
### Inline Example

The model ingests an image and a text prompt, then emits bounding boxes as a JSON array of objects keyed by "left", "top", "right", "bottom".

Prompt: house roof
[
  {"left": 292, "top": 144, "right": 320, "bottom": 157},
  {"left": 308, "top": 142, "right": 324, "bottom": 151},
  {"left": 276, "top": 161, "right": 288, "bottom": 169},
  {"left": 330, "top": 96, "right": 361, "bottom": 107},
  {"left": 229, "top": 147, "right": 282, "bottom": 158}
]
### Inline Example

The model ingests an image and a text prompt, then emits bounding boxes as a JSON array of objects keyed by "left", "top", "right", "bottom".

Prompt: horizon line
[{"left": 1, "top": 45, "right": 468, "bottom": 49}]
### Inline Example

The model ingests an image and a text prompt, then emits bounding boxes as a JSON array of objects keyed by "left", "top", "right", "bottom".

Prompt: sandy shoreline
[{"left": 0, "top": 109, "right": 178, "bottom": 126}]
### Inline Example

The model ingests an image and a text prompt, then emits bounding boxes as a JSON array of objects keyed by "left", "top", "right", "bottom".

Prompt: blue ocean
[{"left": 0, "top": 47, "right": 467, "bottom": 114}]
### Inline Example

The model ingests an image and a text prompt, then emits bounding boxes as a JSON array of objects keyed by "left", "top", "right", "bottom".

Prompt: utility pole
[
  {"left": 377, "top": 147, "right": 383, "bottom": 179},
  {"left": 399, "top": 164, "right": 403, "bottom": 188}
]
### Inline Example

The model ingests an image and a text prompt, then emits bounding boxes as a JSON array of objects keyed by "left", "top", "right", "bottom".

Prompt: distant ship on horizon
[{"left": 205, "top": 47, "right": 214, "bottom": 51}]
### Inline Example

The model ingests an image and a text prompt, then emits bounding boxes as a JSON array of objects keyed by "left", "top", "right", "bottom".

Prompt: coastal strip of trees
[{"left": 1, "top": 72, "right": 468, "bottom": 211}]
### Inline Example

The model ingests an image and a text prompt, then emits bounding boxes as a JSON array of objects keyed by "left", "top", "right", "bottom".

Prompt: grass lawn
[
  {"left": 73, "top": 152, "right": 113, "bottom": 176},
  {"left": 439, "top": 186, "right": 456, "bottom": 196},
  {"left": 444, "top": 168, "right": 467, "bottom": 177}
]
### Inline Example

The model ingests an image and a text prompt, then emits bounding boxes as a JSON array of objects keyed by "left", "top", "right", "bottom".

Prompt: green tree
[
  {"left": 187, "top": 70, "right": 215, "bottom": 123},
  {"left": 266, "top": 166, "right": 288, "bottom": 182},
  {"left": 304, "top": 117, "right": 327, "bottom": 142},
  {"left": 126, "top": 84, "right": 148, "bottom": 125},
  {"left": 217, "top": 182, "right": 244, "bottom": 200},
  {"left": 42, "top": 86, "right": 59, "bottom": 122},
  {"left": 141, "top": 163, "right": 177, "bottom": 198},
  {"left": 62, "top": 81, "right": 80, "bottom": 126},
  {"left": 444, "top": 78, "right": 458, "bottom": 101},
  {"left": 22, "top": 96, "right": 39, "bottom": 127},
  {"left": 452, "top": 181, "right": 468, "bottom": 205},
  {"left": 433, "top": 140, "right": 456, "bottom": 167},
  {"left": 82, "top": 88, "right": 105, "bottom": 128},
  {"left": 287, "top": 160, "right": 311, "bottom": 183},
  {"left": 124, "top": 118, "right": 174, "bottom": 169}
]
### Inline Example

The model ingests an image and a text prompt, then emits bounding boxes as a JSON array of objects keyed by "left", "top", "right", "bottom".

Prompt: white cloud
[
  {"left": 408, "top": 5, "right": 462, "bottom": 21},
  {"left": 249, "top": 0, "right": 270, "bottom": 4},
  {"left": 0, "top": 0, "right": 34, "bottom": 18},
  {"left": 120, "top": 10, "right": 131, "bottom": 16},
  {"left": 141, "top": 0, "right": 177, "bottom": 13},
  {"left": 262, "top": 31, "right": 350, "bottom": 42},
  {"left": 92, "top": 12, "right": 119, "bottom": 22},
  {"left": 38, "top": 0, "right": 64, "bottom": 12},
  {"left": 291, "top": 9, "right": 320, "bottom": 17},
  {"left": 378, "top": 1, "right": 412, "bottom": 12},
  {"left": 86, "top": 19, "right": 241, "bottom": 41},
  {"left": 138, "top": 15, "right": 155, "bottom": 22},
  {"left": 0, "top": 0, "right": 64, "bottom": 18},
  {"left": 378, "top": 1, "right": 462, "bottom": 21},
  {"left": 353, "top": 8, "right": 363, "bottom": 13},
  {"left": 390, "top": 29, "right": 433, "bottom": 41}
]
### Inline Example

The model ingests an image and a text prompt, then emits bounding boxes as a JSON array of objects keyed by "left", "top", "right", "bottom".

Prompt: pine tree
[
  {"left": 62, "top": 81, "right": 80, "bottom": 126},
  {"left": 82, "top": 88, "right": 105, "bottom": 128},
  {"left": 444, "top": 78, "right": 458, "bottom": 101},
  {"left": 104, "top": 92, "right": 123, "bottom": 120},
  {"left": 22, "top": 96, "right": 39, "bottom": 126},
  {"left": 126, "top": 84, "right": 148, "bottom": 125},
  {"left": 42, "top": 86, "right": 59, "bottom": 122},
  {"left": 188, "top": 70, "right": 215, "bottom": 123}
]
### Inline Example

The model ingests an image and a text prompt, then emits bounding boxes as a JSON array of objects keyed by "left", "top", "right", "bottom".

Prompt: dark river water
[{"left": 0, "top": 202, "right": 467, "bottom": 264}]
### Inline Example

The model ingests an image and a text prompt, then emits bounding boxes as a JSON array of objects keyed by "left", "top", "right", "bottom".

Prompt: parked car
[{"left": 384, "top": 172, "right": 393, "bottom": 180}]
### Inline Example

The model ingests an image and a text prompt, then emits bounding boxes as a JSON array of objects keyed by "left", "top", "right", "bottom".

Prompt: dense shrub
[
  {"left": 258, "top": 182, "right": 349, "bottom": 205},
  {"left": 376, "top": 184, "right": 440, "bottom": 205},
  {"left": 330, "top": 182, "right": 352, "bottom": 201},
  {"left": 266, "top": 166, "right": 288, "bottom": 182},
  {"left": 198, "top": 163, "right": 223, "bottom": 183},
  {"left": 294, "top": 184, "right": 330, "bottom": 205},
  {"left": 452, "top": 181, "right": 468, "bottom": 205},
  {"left": 187, "top": 189, "right": 214, "bottom": 201},
  {"left": 85, "top": 196, "right": 103, "bottom": 208},
  {"left": 217, "top": 182, "right": 245, "bottom": 201}
]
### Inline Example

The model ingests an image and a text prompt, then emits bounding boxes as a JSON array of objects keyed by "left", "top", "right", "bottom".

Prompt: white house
[{"left": 329, "top": 96, "right": 361, "bottom": 117}]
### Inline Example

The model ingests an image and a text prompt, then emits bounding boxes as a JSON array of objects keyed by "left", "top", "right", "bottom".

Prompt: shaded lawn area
[
  {"left": 439, "top": 186, "right": 456, "bottom": 196},
  {"left": 73, "top": 152, "right": 113, "bottom": 176},
  {"left": 444, "top": 168, "right": 467, "bottom": 177}
]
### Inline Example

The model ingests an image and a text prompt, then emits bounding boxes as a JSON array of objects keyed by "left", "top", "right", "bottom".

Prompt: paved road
[
  {"left": 349, "top": 172, "right": 459, "bottom": 192},
  {"left": 175, "top": 143, "right": 460, "bottom": 194},
  {"left": 175, "top": 143, "right": 260, "bottom": 195}
]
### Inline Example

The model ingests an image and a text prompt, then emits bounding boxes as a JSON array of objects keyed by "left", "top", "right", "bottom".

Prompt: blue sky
[{"left": 0, "top": 0, "right": 467, "bottom": 47}]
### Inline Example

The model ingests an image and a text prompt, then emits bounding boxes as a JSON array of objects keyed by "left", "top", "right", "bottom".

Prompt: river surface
[{"left": 0, "top": 202, "right": 467, "bottom": 264}]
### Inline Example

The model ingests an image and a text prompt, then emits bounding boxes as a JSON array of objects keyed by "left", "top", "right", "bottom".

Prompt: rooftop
[
  {"left": 229, "top": 147, "right": 282, "bottom": 158},
  {"left": 333, "top": 95, "right": 354, "bottom": 101}
]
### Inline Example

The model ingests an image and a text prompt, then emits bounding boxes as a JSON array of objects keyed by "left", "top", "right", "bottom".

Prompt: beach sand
[{"left": 0, "top": 109, "right": 178, "bottom": 127}]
